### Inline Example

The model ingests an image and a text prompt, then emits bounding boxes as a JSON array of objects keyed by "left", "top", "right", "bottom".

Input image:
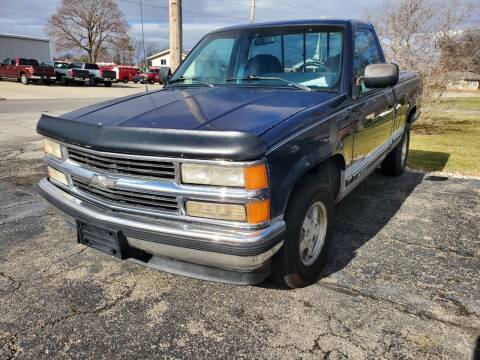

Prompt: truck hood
[{"left": 63, "top": 86, "right": 336, "bottom": 136}]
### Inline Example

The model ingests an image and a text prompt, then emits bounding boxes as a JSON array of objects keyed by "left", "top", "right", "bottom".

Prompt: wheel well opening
[
  {"left": 288, "top": 155, "right": 345, "bottom": 208},
  {"left": 407, "top": 106, "right": 417, "bottom": 125}
]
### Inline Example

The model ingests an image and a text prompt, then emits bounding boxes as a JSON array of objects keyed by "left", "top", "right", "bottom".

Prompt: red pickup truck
[
  {"left": 0, "top": 58, "right": 56, "bottom": 85},
  {"left": 138, "top": 67, "right": 162, "bottom": 84}
]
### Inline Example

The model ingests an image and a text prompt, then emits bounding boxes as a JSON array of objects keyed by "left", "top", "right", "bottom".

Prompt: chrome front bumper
[{"left": 39, "top": 178, "right": 285, "bottom": 284}]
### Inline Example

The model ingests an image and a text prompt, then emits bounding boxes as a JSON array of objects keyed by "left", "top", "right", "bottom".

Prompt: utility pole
[
  {"left": 169, "top": 0, "right": 182, "bottom": 71},
  {"left": 250, "top": 0, "right": 256, "bottom": 23}
]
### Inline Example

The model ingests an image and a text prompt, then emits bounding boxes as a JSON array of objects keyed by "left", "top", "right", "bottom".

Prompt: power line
[{"left": 118, "top": 0, "right": 248, "bottom": 21}]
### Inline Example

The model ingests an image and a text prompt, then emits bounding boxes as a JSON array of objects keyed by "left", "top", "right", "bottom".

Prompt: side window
[
  {"left": 354, "top": 28, "right": 382, "bottom": 93},
  {"left": 2, "top": 58, "right": 10, "bottom": 65}
]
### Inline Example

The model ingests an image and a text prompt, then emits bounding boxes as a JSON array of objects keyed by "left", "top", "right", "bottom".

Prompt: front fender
[{"left": 266, "top": 107, "right": 352, "bottom": 218}]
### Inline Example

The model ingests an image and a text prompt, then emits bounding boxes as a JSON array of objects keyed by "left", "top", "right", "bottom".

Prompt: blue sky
[
  {"left": 2, "top": 0, "right": 478, "bottom": 52},
  {"left": 0, "top": 0, "right": 383, "bottom": 51}
]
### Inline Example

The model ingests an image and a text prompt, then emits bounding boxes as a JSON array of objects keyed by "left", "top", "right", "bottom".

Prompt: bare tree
[
  {"left": 365, "top": 0, "right": 478, "bottom": 103},
  {"left": 45, "top": 0, "right": 130, "bottom": 63},
  {"left": 441, "top": 28, "right": 480, "bottom": 74}
]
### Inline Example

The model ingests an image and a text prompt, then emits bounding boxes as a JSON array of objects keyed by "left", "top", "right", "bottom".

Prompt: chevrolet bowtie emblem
[{"left": 90, "top": 174, "right": 117, "bottom": 189}]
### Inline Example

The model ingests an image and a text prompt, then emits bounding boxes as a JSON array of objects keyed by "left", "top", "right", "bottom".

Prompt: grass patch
[
  {"left": 409, "top": 97, "right": 480, "bottom": 175},
  {"left": 436, "top": 97, "right": 480, "bottom": 111}
]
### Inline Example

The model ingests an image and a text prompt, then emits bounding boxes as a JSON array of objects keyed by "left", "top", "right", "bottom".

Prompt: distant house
[
  {"left": 447, "top": 71, "right": 480, "bottom": 90},
  {"left": 0, "top": 33, "right": 51, "bottom": 63},
  {"left": 146, "top": 49, "right": 187, "bottom": 67}
]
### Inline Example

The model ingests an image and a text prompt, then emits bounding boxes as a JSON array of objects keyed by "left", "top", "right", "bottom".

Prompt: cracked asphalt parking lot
[{"left": 0, "top": 97, "right": 479, "bottom": 359}]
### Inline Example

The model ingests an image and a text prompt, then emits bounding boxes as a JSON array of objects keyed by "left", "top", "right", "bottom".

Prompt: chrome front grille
[
  {"left": 72, "top": 176, "right": 179, "bottom": 214},
  {"left": 67, "top": 147, "right": 176, "bottom": 181}
]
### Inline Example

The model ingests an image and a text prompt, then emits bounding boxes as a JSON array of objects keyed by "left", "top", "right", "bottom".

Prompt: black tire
[
  {"left": 60, "top": 76, "right": 68, "bottom": 86},
  {"left": 122, "top": 77, "right": 128, "bottom": 83},
  {"left": 381, "top": 129, "right": 410, "bottom": 176},
  {"left": 75, "top": 80, "right": 85, "bottom": 86},
  {"left": 104, "top": 81, "right": 112, "bottom": 87},
  {"left": 148, "top": 79, "right": 154, "bottom": 85},
  {"left": 20, "top": 74, "right": 29, "bottom": 85},
  {"left": 89, "top": 76, "right": 97, "bottom": 86},
  {"left": 43, "top": 79, "right": 51, "bottom": 85},
  {"left": 133, "top": 80, "right": 138, "bottom": 84},
  {"left": 271, "top": 178, "right": 335, "bottom": 288}
]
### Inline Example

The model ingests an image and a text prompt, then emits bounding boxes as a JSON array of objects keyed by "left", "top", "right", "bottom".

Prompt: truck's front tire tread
[{"left": 271, "top": 177, "right": 334, "bottom": 288}]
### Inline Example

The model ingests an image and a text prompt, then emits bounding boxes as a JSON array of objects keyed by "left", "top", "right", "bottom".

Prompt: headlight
[
  {"left": 186, "top": 199, "right": 270, "bottom": 224},
  {"left": 47, "top": 166, "right": 68, "bottom": 186},
  {"left": 181, "top": 163, "right": 268, "bottom": 190},
  {"left": 43, "top": 139, "right": 62, "bottom": 159}
]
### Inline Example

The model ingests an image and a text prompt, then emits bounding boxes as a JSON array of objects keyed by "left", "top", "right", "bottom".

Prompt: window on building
[{"left": 161, "top": 59, "right": 167, "bottom": 65}]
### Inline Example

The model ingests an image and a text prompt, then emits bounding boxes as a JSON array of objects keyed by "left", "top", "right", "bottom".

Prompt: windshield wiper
[
  {"left": 168, "top": 76, "right": 214, "bottom": 88},
  {"left": 226, "top": 75, "right": 311, "bottom": 91}
]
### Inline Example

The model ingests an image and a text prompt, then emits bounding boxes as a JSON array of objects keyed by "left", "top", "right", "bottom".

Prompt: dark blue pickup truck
[{"left": 37, "top": 20, "right": 421, "bottom": 288}]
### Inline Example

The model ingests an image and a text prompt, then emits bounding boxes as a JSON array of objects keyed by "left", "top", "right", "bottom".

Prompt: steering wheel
[{"left": 294, "top": 60, "right": 333, "bottom": 73}]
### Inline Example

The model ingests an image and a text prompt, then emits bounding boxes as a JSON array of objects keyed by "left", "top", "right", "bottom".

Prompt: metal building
[{"left": 0, "top": 34, "right": 51, "bottom": 63}]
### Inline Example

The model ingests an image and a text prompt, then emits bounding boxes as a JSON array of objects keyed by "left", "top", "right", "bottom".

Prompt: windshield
[{"left": 171, "top": 26, "right": 344, "bottom": 90}]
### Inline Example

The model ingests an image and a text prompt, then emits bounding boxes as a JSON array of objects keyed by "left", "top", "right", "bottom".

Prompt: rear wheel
[
  {"left": 104, "top": 81, "right": 112, "bottom": 87},
  {"left": 148, "top": 78, "right": 154, "bottom": 85},
  {"left": 20, "top": 74, "right": 29, "bottom": 85},
  {"left": 271, "top": 178, "right": 335, "bottom": 288},
  {"left": 89, "top": 76, "right": 97, "bottom": 86},
  {"left": 122, "top": 77, "right": 128, "bottom": 83},
  {"left": 381, "top": 129, "right": 410, "bottom": 176},
  {"left": 60, "top": 76, "right": 68, "bottom": 86}
]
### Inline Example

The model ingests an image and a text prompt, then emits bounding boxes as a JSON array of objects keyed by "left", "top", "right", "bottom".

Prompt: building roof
[
  {"left": 0, "top": 33, "right": 50, "bottom": 42},
  {"left": 146, "top": 49, "right": 188, "bottom": 60}
]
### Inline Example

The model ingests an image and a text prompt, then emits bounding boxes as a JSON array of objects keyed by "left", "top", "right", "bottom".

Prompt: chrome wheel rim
[
  {"left": 401, "top": 135, "right": 408, "bottom": 166},
  {"left": 299, "top": 201, "right": 327, "bottom": 266}
]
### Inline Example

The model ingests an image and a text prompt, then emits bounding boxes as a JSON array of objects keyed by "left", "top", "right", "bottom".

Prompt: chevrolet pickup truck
[
  {"left": 37, "top": 20, "right": 421, "bottom": 288},
  {"left": 0, "top": 58, "right": 55, "bottom": 85},
  {"left": 71, "top": 62, "right": 116, "bottom": 87}
]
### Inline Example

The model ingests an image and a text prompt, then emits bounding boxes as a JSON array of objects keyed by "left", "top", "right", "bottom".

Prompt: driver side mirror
[
  {"left": 160, "top": 67, "right": 172, "bottom": 85},
  {"left": 363, "top": 63, "right": 399, "bottom": 88}
]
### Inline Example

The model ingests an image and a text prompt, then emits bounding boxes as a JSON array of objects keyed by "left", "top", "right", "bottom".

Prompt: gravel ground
[{"left": 0, "top": 99, "right": 479, "bottom": 359}]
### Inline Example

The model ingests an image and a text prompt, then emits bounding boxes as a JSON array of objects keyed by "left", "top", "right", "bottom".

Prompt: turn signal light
[
  {"left": 246, "top": 199, "right": 270, "bottom": 224},
  {"left": 244, "top": 164, "right": 268, "bottom": 190}
]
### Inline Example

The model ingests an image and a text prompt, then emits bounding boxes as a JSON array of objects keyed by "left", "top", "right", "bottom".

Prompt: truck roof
[{"left": 213, "top": 19, "right": 371, "bottom": 33}]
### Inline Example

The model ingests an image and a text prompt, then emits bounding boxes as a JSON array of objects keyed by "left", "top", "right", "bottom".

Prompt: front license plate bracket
[{"left": 77, "top": 221, "right": 127, "bottom": 259}]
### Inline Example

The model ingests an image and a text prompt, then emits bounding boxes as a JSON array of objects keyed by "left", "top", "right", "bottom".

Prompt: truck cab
[
  {"left": 0, "top": 58, "right": 55, "bottom": 84},
  {"left": 37, "top": 20, "right": 421, "bottom": 287}
]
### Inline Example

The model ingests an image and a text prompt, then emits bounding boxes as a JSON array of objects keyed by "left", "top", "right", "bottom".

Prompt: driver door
[{"left": 348, "top": 27, "right": 395, "bottom": 180}]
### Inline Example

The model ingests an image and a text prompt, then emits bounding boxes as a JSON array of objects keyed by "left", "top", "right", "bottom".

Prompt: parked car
[
  {"left": 0, "top": 58, "right": 55, "bottom": 85},
  {"left": 138, "top": 67, "right": 162, "bottom": 84},
  {"left": 37, "top": 20, "right": 421, "bottom": 288},
  {"left": 71, "top": 62, "right": 116, "bottom": 87},
  {"left": 44, "top": 61, "right": 90, "bottom": 85}
]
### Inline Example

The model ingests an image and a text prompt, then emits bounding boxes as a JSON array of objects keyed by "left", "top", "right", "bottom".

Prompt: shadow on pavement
[
  {"left": 320, "top": 170, "right": 424, "bottom": 278},
  {"left": 261, "top": 170, "right": 425, "bottom": 289}
]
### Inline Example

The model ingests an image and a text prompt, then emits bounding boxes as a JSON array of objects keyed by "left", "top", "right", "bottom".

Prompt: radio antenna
[{"left": 139, "top": 0, "right": 148, "bottom": 93}]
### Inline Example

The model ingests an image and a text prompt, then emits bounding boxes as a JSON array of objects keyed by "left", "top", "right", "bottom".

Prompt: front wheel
[
  {"left": 271, "top": 178, "right": 335, "bottom": 288},
  {"left": 21, "top": 74, "right": 29, "bottom": 85},
  {"left": 122, "top": 77, "right": 128, "bottom": 83},
  {"left": 381, "top": 129, "right": 410, "bottom": 176},
  {"left": 104, "top": 81, "right": 112, "bottom": 87}
]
